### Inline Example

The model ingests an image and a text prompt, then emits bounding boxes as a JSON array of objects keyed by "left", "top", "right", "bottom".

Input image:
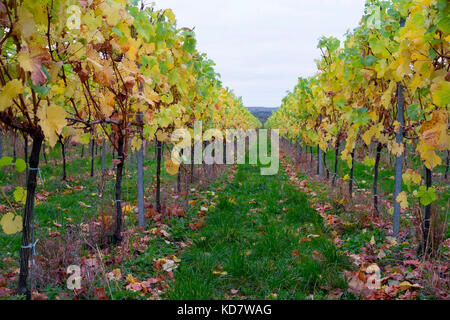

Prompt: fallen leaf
[
  {"left": 31, "top": 290, "right": 48, "bottom": 300},
  {"left": 94, "top": 287, "right": 108, "bottom": 300},
  {"left": 0, "top": 287, "right": 11, "bottom": 298}
]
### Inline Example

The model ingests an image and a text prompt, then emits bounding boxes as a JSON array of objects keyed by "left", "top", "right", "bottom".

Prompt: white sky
[{"left": 155, "top": 0, "right": 366, "bottom": 108}]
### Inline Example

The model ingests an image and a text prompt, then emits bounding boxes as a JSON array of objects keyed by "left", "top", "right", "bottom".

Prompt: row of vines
[
  {"left": 0, "top": 0, "right": 260, "bottom": 298},
  {"left": 267, "top": 0, "right": 448, "bottom": 255}
]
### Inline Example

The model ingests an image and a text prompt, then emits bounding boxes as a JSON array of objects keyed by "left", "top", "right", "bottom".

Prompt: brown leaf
[
  {"left": 94, "top": 287, "right": 108, "bottom": 300},
  {"left": 48, "top": 231, "right": 61, "bottom": 237},
  {"left": 403, "top": 260, "right": 421, "bottom": 268},
  {"left": 0, "top": 287, "right": 11, "bottom": 298},
  {"left": 32, "top": 290, "right": 48, "bottom": 300},
  {"left": 292, "top": 250, "right": 301, "bottom": 258},
  {"left": 94, "top": 65, "right": 114, "bottom": 87},
  {"left": 189, "top": 221, "right": 204, "bottom": 230},
  {"left": 312, "top": 250, "right": 324, "bottom": 262},
  {"left": 0, "top": 275, "right": 7, "bottom": 287},
  {"left": 78, "top": 0, "right": 91, "bottom": 7},
  {"left": 146, "top": 277, "right": 160, "bottom": 285},
  {"left": 112, "top": 159, "right": 122, "bottom": 165},
  {"left": 328, "top": 289, "right": 344, "bottom": 300}
]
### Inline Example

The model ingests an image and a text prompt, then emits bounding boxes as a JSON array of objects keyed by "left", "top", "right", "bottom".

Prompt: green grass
[{"left": 167, "top": 162, "right": 350, "bottom": 300}]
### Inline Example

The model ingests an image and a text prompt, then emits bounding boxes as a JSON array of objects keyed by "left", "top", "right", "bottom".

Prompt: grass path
[{"left": 167, "top": 162, "right": 350, "bottom": 300}]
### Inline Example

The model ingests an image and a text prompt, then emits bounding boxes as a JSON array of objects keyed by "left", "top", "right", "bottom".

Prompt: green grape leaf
[
  {"left": 407, "top": 103, "right": 422, "bottom": 121},
  {"left": 436, "top": 11, "right": 450, "bottom": 33},
  {"left": 416, "top": 186, "right": 437, "bottom": 206},
  {"left": 0, "top": 156, "right": 13, "bottom": 168},
  {"left": 13, "top": 187, "right": 27, "bottom": 205},
  {"left": 14, "top": 159, "right": 26, "bottom": 173},
  {"left": 30, "top": 82, "right": 50, "bottom": 97},
  {"left": 361, "top": 55, "right": 377, "bottom": 67},
  {"left": 364, "top": 156, "right": 375, "bottom": 167},
  {"left": 112, "top": 27, "right": 124, "bottom": 38}
]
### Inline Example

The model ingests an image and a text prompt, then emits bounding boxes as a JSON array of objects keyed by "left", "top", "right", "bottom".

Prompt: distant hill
[{"left": 247, "top": 107, "right": 278, "bottom": 125}]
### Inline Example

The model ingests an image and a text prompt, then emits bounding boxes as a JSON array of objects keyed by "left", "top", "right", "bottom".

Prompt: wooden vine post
[
  {"left": 349, "top": 149, "right": 355, "bottom": 198},
  {"left": 136, "top": 113, "right": 145, "bottom": 227},
  {"left": 113, "top": 134, "right": 125, "bottom": 244},
  {"left": 393, "top": 18, "right": 406, "bottom": 237},
  {"left": 332, "top": 138, "right": 340, "bottom": 187},
  {"left": 156, "top": 140, "right": 162, "bottom": 213},
  {"left": 373, "top": 143, "right": 383, "bottom": 214},
  {"left": 422, "top": 168, "right": 432, "bottom": 255}
]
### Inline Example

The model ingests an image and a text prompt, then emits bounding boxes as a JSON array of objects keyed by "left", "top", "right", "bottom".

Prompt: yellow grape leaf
[
  {"left": 411, "top": 172, "right": 422, "bottom": 185},
  {"left": 49, "top": 61, "right": 63, "bottom": 83},
  {"left": 124, "top": 38, "right": 141, "bottom": 60},
  {"left": 17, "top": 51, "right": 34, "bottom": 72},
  {"left": 431, "top": 80, "right": 450, "bottom": 107},
  {"left": 416, "top": 140, "right": 442, "bottom": 170},
  {"left": 143, "top": 85, "right": 160, "bottom": 106},
  {"left": 396, "top": 56, "right": 411, "bottom": 80},
  {"left": 362, "top": 130, "right": 373, "bottom": 146},
  {"left": 0, "top": 79, "right": 24, "bottom": 111},
  {"left": 38, "top": 104, "right": 68, "bottom": 147},
  {"left": 369, "top": 111, "right": 377, "bottom": 122},
  {"left": 99, "top": 2, "right": 121, "bottom": 27},
  {"left": 403, "top": 169, "right": 422, "bottom": 185},
  {"left": 47, "top": 105, "right": 67, "bottom": 132},
  {"left": 318, "top": 141, "right": 327, "bottom": 152},
  {"left": 82, "top": 10, "right": 102, "bottom": 31},
  {"left": 156, "top": 130, "right": 168, "bottom": 142},
  {"left": 409, "top": 73, "right": 424, "bottom": 92},
  {"left": 381, "top": 81, "right": 395, "bottom": 109},
  {"left": 362, "top": 125, "right": 381, "bottom": 146},
  {"left": 99, "top": 90, "right": 115, "bottom": 117},
  {"left": 396, "top": 192, "right": 408, "bottom": 210},
  {"left": 165, "top": 9, "right": 176, "bottom": 24},
  {"left": 16, "top": 6, "right": 35, "bottom": 39},
  {"left": 165, "top": 159, "right": 180, "bottom": 176},
  {"left": 130, "top": 136, "right": 142, "bottom": 152},
  {"left": 393, "top": 121, "right": 401, "bottom": 133},
  {"left": 51, "top": 82, "right": 65, "bottom": 96},
  {"left": 390, "top": 141, "right": 404, "bottom": 157},
  {"left": 378, "top": 133, "right": 389, "bottom": 145},
  {"left": 0, "top": 212, "right": 23, "bottom": 235},
  {"left": 3, "top": 79, "right": 24, "bottom": 97}
]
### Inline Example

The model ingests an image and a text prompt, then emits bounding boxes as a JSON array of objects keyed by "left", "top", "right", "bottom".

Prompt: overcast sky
[{"left": 155, "top": 0, "right": 365, "bottom": 108}]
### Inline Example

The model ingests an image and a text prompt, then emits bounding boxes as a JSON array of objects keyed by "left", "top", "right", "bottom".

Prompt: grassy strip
[{"left": 167, "top": 163, "right": 350, "bottom": 300}]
